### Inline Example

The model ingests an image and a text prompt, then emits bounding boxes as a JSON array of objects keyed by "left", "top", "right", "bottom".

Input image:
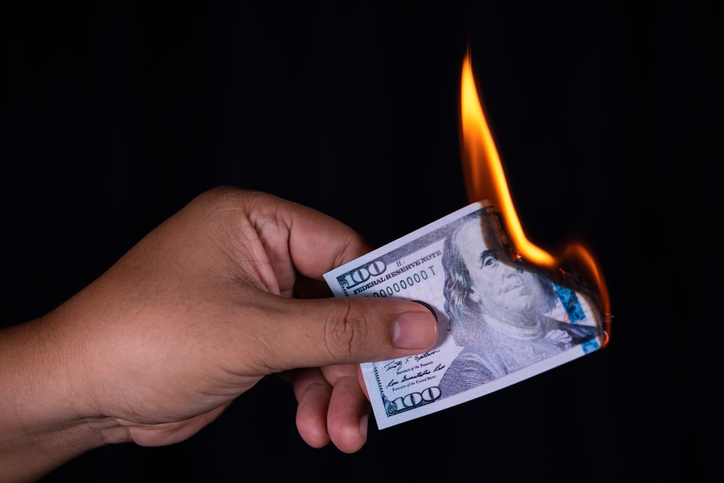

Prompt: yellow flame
[
  {"left": 460, "top": 52, "right": 555, "bottom": 267},
  {"left": 460, "top": 51, "right": 610, "bottom": 342},
  {"left": 562, "top": 242, "right": 611, "bottom": 335}
]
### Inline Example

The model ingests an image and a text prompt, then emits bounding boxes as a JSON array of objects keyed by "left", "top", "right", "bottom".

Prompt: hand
[{"left": 0, "top": 187, "right": 438, "bottom": 482}]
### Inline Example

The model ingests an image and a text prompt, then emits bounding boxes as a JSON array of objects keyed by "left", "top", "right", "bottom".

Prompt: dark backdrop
[{"left": 3, "top": 1, "right": 720, "bottom": 481}]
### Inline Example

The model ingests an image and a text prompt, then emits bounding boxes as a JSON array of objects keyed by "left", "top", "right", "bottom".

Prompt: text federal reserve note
[{"left": 324, "top": 202, "right": 604, "bottom": 429}]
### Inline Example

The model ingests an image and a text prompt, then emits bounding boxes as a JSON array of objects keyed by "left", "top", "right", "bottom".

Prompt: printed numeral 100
[{"left": 342, "top": 260, "right": 387, "bottom": 288}]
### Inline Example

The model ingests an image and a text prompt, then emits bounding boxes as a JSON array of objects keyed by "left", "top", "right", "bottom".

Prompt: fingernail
[
  {"left": 393, "top": 311, "right": 438, "bottom": 349},
  {"left": 359, "top": 414, "right": 369, "bottom": 443}
]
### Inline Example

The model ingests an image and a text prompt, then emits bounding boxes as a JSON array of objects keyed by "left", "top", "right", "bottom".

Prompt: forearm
[{"left": 0, "top": 315, "right": 123, "bottom": 482}]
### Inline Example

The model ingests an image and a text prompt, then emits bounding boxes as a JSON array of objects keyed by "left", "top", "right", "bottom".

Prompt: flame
[{"left": 460, "top": 50, "right": 611, "bottom": 343}]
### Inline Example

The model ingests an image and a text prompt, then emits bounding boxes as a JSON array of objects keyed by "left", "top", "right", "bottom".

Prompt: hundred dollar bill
[{"left": 324, "top": 201, "right": 605, "bottom": 429}]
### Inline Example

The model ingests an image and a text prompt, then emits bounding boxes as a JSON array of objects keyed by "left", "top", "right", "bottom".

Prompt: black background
[{"left": 3, "top": 1, "right": 721, "bottom": 481}]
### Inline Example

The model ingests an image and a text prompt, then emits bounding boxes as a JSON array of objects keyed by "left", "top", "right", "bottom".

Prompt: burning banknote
[{"left": 324, "top": 201, "right": 604, "bottom": 429}]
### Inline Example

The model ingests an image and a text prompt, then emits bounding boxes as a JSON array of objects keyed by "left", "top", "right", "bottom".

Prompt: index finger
[{"left": 246, "top": 192, "right": 372, "bottom": 281}]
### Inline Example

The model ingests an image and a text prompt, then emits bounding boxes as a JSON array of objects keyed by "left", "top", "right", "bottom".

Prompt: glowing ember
[{"left": 459, "top": 50, "right": 611, "bottom": 344}]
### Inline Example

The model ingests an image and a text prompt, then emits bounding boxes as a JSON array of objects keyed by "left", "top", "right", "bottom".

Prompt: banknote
[{"left": 324, "top": 201, "right": 604, "bottom": 429}]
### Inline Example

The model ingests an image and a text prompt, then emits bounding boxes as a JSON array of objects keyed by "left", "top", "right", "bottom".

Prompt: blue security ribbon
[{"left": 554, "top": 285, "right": 586, "bottom": 323}]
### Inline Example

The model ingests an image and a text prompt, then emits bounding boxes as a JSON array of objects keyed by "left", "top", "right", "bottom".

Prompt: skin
[
  {"left": 455, "top": 220, "right": 545, "bottom": 329},
  {"left": 0, "top": 187, "right": 438, "bottom": 483}
]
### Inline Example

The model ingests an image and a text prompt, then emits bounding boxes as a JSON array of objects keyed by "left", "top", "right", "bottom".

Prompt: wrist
[
  {"left": 0, "top": 310, "right": 127, "bottom": 481},
  {"left": 0, "top": 416, "right": 123, "bottom": 483}
]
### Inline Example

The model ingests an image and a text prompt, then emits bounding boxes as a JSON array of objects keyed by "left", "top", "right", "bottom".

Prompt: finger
[
  {"left": 254, "top": 294, "right": 439, "bottom": 371},
  {"left": 322, "top": 365, "right": 370, "bottom": 453},
  {"left": 287, "top": 208, "right": 372, "bottom": 279},
  {"left": 293, "top": 368, "right": 331, "bottom": 448},
  {"left": 124, "top": 403, "right": 231, "bottom": 447},
  {"left": 244, "top": 192, "right": 373, "bottom": 281}
]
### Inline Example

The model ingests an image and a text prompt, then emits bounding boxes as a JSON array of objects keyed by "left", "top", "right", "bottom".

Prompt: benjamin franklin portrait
[{"left": 438, "top": 212, "right": 598, "bottom": 398}]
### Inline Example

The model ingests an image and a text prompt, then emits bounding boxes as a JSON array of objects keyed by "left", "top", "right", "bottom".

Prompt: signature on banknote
[{"left": 325, "top": 202, "right": 603, "bottom": 429}]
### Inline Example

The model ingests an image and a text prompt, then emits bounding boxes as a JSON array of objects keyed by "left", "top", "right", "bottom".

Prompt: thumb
[{"left": 257, "top": 295, "right": 439, "bottom": 371}]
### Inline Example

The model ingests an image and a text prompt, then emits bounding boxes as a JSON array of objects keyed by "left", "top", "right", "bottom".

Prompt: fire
[{"left": 459, "top": 51, "right": 611, "bottom": 344}]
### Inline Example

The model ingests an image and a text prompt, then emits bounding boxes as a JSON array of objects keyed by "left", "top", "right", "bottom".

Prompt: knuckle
[
  {"left": 196, "top": 185, "right": 243, "bottom": 206},
  {"left": 323, "top": 299, "right": 368, "bottom": 362},
  {"left": 193, "top": 188, "right": 280, "bottom": 225}
]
